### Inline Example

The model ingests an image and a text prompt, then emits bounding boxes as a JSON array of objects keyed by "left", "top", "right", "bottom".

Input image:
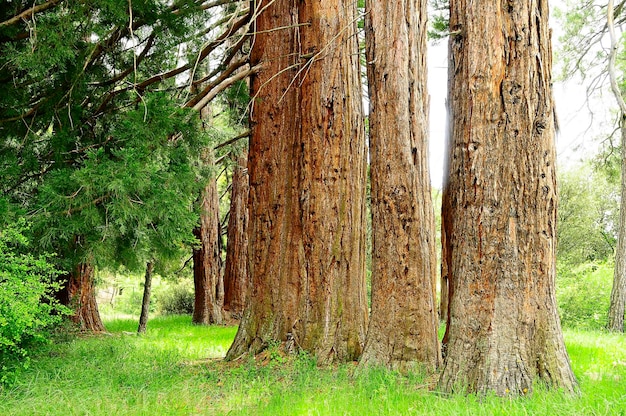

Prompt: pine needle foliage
[{"left": 0, "top": 0, "right": 251, "bottom": 270}]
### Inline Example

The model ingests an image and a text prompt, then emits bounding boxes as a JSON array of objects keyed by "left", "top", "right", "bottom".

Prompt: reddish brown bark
[
  {"left": 58, "top": 262, "right": 105, "bottom": 332},
  {"left": 225, "top": 0, "right": 368, "bottom": 364},
  {"left": 359, "top": 0, "right": 440, "bottom": 372},
  {"left": 439, "top": 0, "right": 577, "bottom": 395},
  {"left": 223, "top": 152, "right": 249, "bottom": 319},
  {"left": 192, "top": 175, "right": 224, "bottom": 325}
]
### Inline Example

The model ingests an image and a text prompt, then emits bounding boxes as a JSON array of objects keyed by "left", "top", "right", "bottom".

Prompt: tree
[
  {"left": 607, "top": 0, "right": 626, "bottom": 332},
  {"left": 223, "top": 152, "right": 249, "bottom": 319},
  {"left": 0, "top": 0, "right": 253, "bottom": 330},
  {"left": 359, "top": 0, "right": 440, "bottom": 371},
  {"left": 137, "top": 261, "right": 154, "bottom": 334},
  {"left": 192, "top": 165, "right": 224, "bottom": 325},
  {"left": 439, "top": 0, "right": 578, "bottom": 395},
  {"left": 226, "top": 0, "right": 369, "bottom": 363},
  {"left": 57, "top": 261, "right": 105, "bottom": 332}
]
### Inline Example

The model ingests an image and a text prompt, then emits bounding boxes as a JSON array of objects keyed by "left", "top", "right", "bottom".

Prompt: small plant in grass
[
  {"left": 0, "top": 220, "right": 70, "bottom": 386},
  {"left": 159, "top": 282, "right": 194, "bottom": 315}
]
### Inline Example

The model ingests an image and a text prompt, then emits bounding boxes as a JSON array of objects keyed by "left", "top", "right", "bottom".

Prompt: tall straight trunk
[
  {"left": 223, "top": 152, "right": 249, "bottom": 319},
  {"left": 607, "top": 0, "right": 626, "bottom": 332},
  {"left": 359, "top": 0, "right": 440, "bottom": 372},
  {"left": 440, "top": 221, "right": 450, "bottom": 323},
  {"left": 226, "top": 0, "right": 368, "bottom": 364},
  {"left": 439, "top": 0, "right": 577, "bottom": 395},
  {"left": 192, "top": 173, "right": 224, "bottom": 325},
  {"left": 609, "top": 125, "right": 626, "bottom": 332},
  {"left": 137, "top": 261, "right": 154, "bottom": 334},
  {"left": 58, "top": 262, "right": 105, "bottom": 332}
]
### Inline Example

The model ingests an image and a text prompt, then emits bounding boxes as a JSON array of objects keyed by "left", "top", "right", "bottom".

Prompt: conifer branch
[{"left": 0, "top": 0, "right": 63, "bottom": 28}]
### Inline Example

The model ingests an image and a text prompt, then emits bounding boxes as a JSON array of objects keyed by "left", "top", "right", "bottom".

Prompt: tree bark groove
[
  {"left": 440, "top": 0, "right": 578, "bottom": 395},
  {"left": 59, "top": 262, "right": 105, "bottom": 332},
  {"left": 360, "top": 0, "right": 441, "bottom": 372},
  {"left": 193, "top": 174, "right": 224, "bottom": 325},
  {"left": 223, "top": 152, "right": 249, "bottom": 319},
  {"left": 226, "top": 0, "right": 368, "bottom": 364}
]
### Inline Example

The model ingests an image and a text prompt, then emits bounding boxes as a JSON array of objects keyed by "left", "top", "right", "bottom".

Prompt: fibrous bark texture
[
  {"left": 59, "top": 262, "right": 105, "bottom": 332},
  {"left": 225, "top": 0, "right": 368, "bottom": 364},
  {"left": 192, "top": 175, "right": 224, "bottom": 325},
  {"left": 359, "top": 0, "right": 440, "bottom": 372},
  {"left": 223, "top": 152, "right": 249, "bottom": 319},
  {"left": 439, "top": 0, "right": 578, "bottom": 395}
]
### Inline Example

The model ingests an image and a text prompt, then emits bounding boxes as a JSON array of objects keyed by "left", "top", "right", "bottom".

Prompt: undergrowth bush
[
  {"left": 556, "top": 261, "right": 613, "bottom": 330},
  {"left": 159, "top": 283, "right": 194, "bottom": 315},
  {"left": 0, "top": 220, "right": 69, "bottom": 386}
]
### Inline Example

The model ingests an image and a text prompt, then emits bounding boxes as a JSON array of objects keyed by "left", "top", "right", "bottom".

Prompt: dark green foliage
[
  {"left": 159, "top": 283, "right": 194, "bottom": 315},
  {"left": 428, "top": 0, "right": 449, "bottom": 41},
  {"left": 0, "top": 220, "right": 70, "bottom": 386},
  {"left": 0, "top": 0, "right": 247, "bottom": 273}
]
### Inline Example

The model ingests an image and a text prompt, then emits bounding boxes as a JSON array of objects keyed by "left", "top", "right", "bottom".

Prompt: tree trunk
[
  {"left": 225, "top": 0, "right": 368, "bottom": 364},
  {"left": 137, "top": 261, "right": 154, "bottom": 334},
  {"left": 192, "top": 174, "right": 224, "bottom": 325},
  {"left": 440, "top": 218, "right": 450, "bottom": 323},
  {"left": 608, "top": 125, "right": 626, "bottom": 332},
  {"left": 439, "top": 0, "right": 578, "bottom": 395},
  {"left": 58, "top": 262, "right": 105, "bottom": 332},
  {"left": 359, "top": 0, "right": 440, "bottom": 372},
  {"left": 223, "top": 152, "right": 249, "bottom": 319},
  {"left": 607, "top": 0, "right": 626, "bottom": 333}
]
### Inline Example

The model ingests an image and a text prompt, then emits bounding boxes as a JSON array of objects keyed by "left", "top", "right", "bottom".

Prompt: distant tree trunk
[
  {"left": 58, "top": 262, "right": 105, "bottom": 332},
  {"left": 609, "top": 124, "right": 626, "bottom": 332},
  {"left": 225, "top": 0, "right": 368, "bottom": 364},
  {"left": 439, "top": 219, "right": 450, "bottom": 323},
  {"left": 607, "top": 0, "right": 626, "bottom": 332},
  {"left": 193, "top": 101, "right": 223, "bottom": 326},
  {"left": 439, "top": 0, "right": 578, "bottom": 395},
  {"left": 192, "top": 171, "right": 224, "bottom": 325},
  {"left": 359, "top": 0, "right": 440, "bottom": 372},
  {"left": 223, "top": 152, "right": 249, "bottom": 319},
  {"left": 137, "top": 261, "right": 154, "bottom": 334}
]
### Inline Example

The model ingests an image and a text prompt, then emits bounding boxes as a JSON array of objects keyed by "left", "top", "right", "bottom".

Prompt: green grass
[{"left": 1, "top": 316, "right": 625, "bottom": 415}]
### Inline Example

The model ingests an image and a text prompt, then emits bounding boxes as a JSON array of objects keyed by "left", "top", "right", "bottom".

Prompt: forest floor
[{"left": 1, "top": 315, "right": 625, "bottom": 415}]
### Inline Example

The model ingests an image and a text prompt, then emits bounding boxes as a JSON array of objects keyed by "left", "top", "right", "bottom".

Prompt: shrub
[
  {"left": 0, "top": 220, "right": 70, "bottom": 385},
  {"left": 556, "top": 261, "right": 613, "bottom": 330},
  {"left": 159, "top": 283, "right": 194, "bottom": 315}
]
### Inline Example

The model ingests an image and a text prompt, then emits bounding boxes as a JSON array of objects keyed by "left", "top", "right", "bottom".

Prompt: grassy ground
[{"left": 1, "top": 315, "right": 625, "bottom": 415}]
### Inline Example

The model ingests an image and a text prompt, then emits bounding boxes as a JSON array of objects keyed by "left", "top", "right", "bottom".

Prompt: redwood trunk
[
  {"left": 609, "top": 124, "right": 626, "bottom": 332},
  {"left": 192, "top": 176, "right": 224, "bottom": 325},
  {"left": 439, "top": 0, "right": 577, "bottom": 395},
  {"left": 359, "top": 0, "right": 440, "bottom": 372},
  {"left": 223, "top": 152, "right": 249, "bottom": 319},
  {"left": 225, "top": 0, "right": 368, "bottom": 364},
  {"left": 59, "top": 263, "right": 105, "bottom": 332},
  {"left": 137, "top": 261, "right": 154, "bottom": 334}
]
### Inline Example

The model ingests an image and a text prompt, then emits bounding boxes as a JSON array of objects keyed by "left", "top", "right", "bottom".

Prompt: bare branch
[
  {"left": 213, "top": 130, "right": 250, "bottom": 150},
  {"left": 189, "top": 64, "right": 261, "bottom": 112},
  {"left": 0, "top": 0, "right": 63, "bottom": 28}
]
